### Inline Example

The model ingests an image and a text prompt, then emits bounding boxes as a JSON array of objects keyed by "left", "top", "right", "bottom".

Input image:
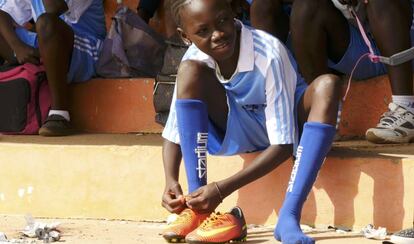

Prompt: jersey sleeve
[
  {"left": 264, "top": 53, "right": 297, "bottom": 145},
  {"left": 0, "top": 0, "right": 33, "bottom": 25}
]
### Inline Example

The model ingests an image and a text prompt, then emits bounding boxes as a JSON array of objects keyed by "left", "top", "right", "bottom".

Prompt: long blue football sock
[
  {"left": 275, "top": 122, "right": 335, "bottom": 244},
  {"left": 176, "top": 99, "right": 208, "bottom": 193}
]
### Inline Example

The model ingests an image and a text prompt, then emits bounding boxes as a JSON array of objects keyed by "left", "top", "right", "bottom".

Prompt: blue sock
[
  {"left": 176, "top": 99, "right": 208, "bottom": 193},
  {"left": 274, "top": 122, "right": 335, "bottom": 244}
]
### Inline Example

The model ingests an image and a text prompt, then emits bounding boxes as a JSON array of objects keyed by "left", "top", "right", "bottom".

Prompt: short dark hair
[{"left": 170, "top": 0, "right": 192, "bottom": 26}]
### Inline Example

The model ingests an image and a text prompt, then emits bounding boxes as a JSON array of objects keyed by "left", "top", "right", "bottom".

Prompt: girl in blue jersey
[
  {"left": 0, "top": 0, "right": 105, "bottom": 136},
  {"left": 161, "top": 0, "right": 342, "bottom": 243}
]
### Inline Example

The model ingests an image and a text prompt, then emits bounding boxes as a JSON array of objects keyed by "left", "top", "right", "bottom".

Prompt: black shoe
[{"left": 38, "top": 114, "right": 74, "bottom": 136}]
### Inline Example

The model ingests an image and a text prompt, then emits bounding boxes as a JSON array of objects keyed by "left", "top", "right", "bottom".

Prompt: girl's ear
[{"left": 178, "top": 27, "right": 192, "bottom": 46}]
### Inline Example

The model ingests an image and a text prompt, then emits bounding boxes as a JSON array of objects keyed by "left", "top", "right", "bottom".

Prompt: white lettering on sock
[
  {"left": 195, "top": 132, "right": 208, "bottom": 179},
  {"left": 287, "top": 146, "right": 303, "bottom": 193}
]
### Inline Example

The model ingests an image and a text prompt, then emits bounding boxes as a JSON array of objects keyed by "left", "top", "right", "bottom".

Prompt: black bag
[
  {"left": 153, "top": 35, "right": 189, "bottom": 126},
  {"left": 0, "top": 63, "right": 51, "bottom": 134}
]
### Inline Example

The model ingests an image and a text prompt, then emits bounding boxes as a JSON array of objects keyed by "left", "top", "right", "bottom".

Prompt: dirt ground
[{"left": 0, "top": 215, "right": 388, "bottom": 244}]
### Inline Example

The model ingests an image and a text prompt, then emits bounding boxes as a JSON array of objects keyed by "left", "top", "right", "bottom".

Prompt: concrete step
[
  {"left": 0, "top": 134, "right": 412, "bottom": 232},
  {"left": 69, "top": 76, "right": 391, "bottom": 138},
  {"left": 69, "top": 78, "right": 162, "bottom": 133}
]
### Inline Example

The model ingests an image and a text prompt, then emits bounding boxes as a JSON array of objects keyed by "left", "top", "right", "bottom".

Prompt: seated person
[
  {"left": 0, "top": 0, "right": 106, "bottom": 136},
  {"left": 160, "top": 0, "right": 342, "bottom": 243},
  {"left": 290, "top": 0, "right": 414, "bottom": 144}
]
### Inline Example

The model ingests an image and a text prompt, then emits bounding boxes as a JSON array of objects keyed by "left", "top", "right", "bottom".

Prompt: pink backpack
[{"left": 0, "top": 63, "right": 51, "bottom": 134}]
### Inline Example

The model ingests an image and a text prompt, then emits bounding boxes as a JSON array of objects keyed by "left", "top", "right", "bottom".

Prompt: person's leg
[
  {"left": 367, "top": 0, "right": 413, "bottom": 97},
  {"left": 0, "top": 10, "right": 17, "bottom": 63},
  {"left": 0, "top": 10, "right": 34, "bottom": 64},
  {"left": 36, "top": 13, "right": 74, "bottom": 136},
  {"left": 0, "top": 32, "right": 15, "bottom": 64},
  {"left": 290, "top": 0, "right": 349, "bottom": 83},
  {"left": 176, "top": 60, "right": 228, "bottom": 193},
  {"left": 365, "top": 0, "right": 414, "bottom": 144},
  {"left": 250, "top": 0, "right": 290, "bottom": 42},
  {"left": 275, "top": 74, "right": 342, "bottom": 243}
]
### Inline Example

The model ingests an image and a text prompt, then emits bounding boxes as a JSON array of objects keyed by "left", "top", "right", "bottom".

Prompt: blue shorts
[
  {"left": 207, "top": 78, "right": 308, "bottom": 156},
  {"left": 15, "top": 26, "right": 102, "bottom": 83},
  {"left": 328, "top": 20, "right": 414, "bottom": 80}
]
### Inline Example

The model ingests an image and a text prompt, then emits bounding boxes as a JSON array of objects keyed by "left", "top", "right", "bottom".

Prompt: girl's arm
[
  {"left": 0, "top": 10, "right": 39, "bottom": 64},
  {"left": 161, "top": 139, "right": 187, "bottom": 214}
]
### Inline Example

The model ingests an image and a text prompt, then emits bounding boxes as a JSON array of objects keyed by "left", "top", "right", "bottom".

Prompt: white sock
[
  {"left": 48, "top": 110, "right": 70, "bottom": 121},
  {"left": 392, "top": 95, "right": 414, "bottom": 113}
]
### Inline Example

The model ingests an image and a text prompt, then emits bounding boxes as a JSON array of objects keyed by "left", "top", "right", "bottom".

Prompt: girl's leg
[
  {"left": 176, "top": 61, "right": 228, "bottom": 193},
  {"left": 275, "top": 75, "right": 342, "bottom": 244},
  {"left": 290, "top": 0, "right": 349, "bottom": 83}
]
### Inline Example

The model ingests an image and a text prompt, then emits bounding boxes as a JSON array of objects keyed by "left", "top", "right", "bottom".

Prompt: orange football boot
[
  {"left": 162, "top": 208, "right": 210, "bottom": 243},
  {"left": 185, "top": 207, "right": 247, "bottom": 244}
]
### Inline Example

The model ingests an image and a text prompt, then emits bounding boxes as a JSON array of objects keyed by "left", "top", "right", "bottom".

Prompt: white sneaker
[
  {"left": 390, "top": 228, "right": 414, "bottom": 244},
  {"left": 366, "top": 103, "right": 414, "bottom": 144}
]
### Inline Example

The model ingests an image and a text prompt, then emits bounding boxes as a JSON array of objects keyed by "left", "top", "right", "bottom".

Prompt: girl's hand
[
  {"left": 14, "top": 43, "right": 39, "bottom": 65},
  {"left": 161, "top": 181, "right": 186, "bottom": 214},
  {"left": 185, "top": 183, "right": 223, "bottom": 214}
]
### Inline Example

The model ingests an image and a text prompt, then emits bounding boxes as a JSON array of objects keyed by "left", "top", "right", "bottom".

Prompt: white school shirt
[{"left": 0, "top": 0, "right": 93, "bottom": 25}]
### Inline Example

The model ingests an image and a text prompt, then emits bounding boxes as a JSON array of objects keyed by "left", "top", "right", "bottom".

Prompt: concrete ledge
[
  {"left": 338, "top": 75, "right": 391, "bottom": 139},
  {"left": 0, "top": 134, "right": 412, "bottom": 232},
  {"left": 69, "top": 78, "right": 163, "bottom": 133}
]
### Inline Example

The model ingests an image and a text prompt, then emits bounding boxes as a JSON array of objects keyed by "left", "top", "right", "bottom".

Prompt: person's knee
[
  {"left": 251, "top": 0, "right": 281, "bottom": 16},
  {"left": 291, "top": 0, "right": 331, "bottom": 28},
  {"left": 313, "top": 74, "right": 342, "bottom": 101},
  {"left": 35, "top": 13, "right": 59, "bottom": 41},
  {"left": 176, "top": 60, "right": 211, "bottom": 99}
]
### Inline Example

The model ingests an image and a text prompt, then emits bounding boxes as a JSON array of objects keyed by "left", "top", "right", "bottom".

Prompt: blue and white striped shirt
[
  {"left": 0, "top": 0, "right": 105, "bottom": 39},
  {"left": 163, "top": 21, "right": 305, "bottom": 155}
]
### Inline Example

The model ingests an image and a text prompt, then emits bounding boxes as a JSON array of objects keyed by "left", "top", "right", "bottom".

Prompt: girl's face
[{"left": 178, "top": 0, "right": 238, "bottom": 63}]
